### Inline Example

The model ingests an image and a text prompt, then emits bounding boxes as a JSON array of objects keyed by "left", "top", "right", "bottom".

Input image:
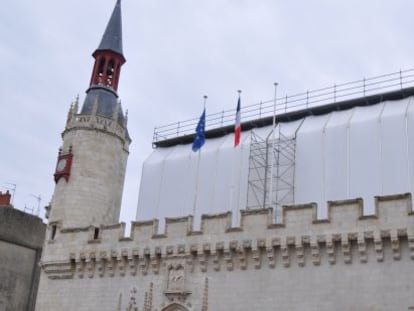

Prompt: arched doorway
[{"left": 161, "top": 302, "right": 189, "bottom": 311}]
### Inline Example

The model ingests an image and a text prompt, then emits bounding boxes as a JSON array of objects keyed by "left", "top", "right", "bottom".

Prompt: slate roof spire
[
  {"left": 96, "top": 0, "right": 123, "bottom": 56},
  {"left": 80, "top": 0, "right": 128, "bottom": 132}
]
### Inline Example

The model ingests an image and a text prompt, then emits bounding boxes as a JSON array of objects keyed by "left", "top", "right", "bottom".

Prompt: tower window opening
[
  {"left": 94, "top": 227, "right": 100, "bottom": 240},
  {"left": 98, "top": 58, "right": 106, "bottom": 83},
  {"left": 106, "top": 60, "right": 115, "bottom": 85},
  {"left": 51, "top": 225, "right": 57, "bottom": 240},
  {"left": 107, "top": 59, "right": 115, "bottom": 76}
]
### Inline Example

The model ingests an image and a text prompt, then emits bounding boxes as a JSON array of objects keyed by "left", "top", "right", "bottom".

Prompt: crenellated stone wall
[{"left": 36, "top": 193, "right": 414, "bottom": 311}]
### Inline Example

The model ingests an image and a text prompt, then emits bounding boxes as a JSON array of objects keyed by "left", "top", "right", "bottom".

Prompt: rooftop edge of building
[{"left": 154, "top": 86, "right": 414, "bottom": 148}]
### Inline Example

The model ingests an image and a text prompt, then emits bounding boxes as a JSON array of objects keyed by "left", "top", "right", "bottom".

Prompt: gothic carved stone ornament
[{"left": 164, "top": 262, "right": 191, "bottom": 302}]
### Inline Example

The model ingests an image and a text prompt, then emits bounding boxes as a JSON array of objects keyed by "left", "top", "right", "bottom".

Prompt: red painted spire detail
[{"left": 89, "top": 0, "right": 125, "bottom": 92}]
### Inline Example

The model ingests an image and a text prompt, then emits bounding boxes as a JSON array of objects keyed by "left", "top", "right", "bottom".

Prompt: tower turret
[{"left": 49, "top": 0, "right": 131, "bottom": 228}]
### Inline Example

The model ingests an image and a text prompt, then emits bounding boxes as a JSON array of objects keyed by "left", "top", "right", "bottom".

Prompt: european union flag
[{"left": 192, "top": 109, "right": 206, "bottom": 152}]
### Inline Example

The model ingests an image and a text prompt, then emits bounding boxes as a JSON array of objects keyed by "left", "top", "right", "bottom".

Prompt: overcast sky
[{"left": 1, "top": 0, "right": 414, "bottom": 224}]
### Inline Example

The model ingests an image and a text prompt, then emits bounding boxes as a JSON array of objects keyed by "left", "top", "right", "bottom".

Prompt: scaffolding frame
[{"left": 246, "top": 129, "right": 296, "bottom": 222}]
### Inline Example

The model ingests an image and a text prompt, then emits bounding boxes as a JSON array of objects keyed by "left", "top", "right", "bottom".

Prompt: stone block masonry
[
  {"left": 0, "top": 206, "right": 46, "bottom": 311},
  {"left": 36, "top": 193, "right": 414, "bottom": 310}
]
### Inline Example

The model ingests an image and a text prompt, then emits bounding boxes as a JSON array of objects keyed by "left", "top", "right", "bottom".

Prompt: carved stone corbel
[
  {"left": 326, "top": 236, "right": 336, "bottom": 265},
  {"left": 281, "top": 240, "right": 290, "bottom": 268},
  {"left": 238, "top": 248, "right": 247, "bottom": 270},
  {"left": 151, "top": 256, "right": 160, "bottom": 274},
  {"left": 310, "top": 237, "right": 320, "bottom": 266},
  {"left": 341, "top": 234, "right": 351, "bottom": 264},
  {"left": 118, "top": 256, "right": 126, "bottom": 277},
  {"left": 97, "top": 259, "right": 105, "bottom": 277},
  {"left": 408, "top": 234, "right": 414, "bottom": 260},
  {"left": 212, "top": 252, "right": 220, "bottom": 271},
  {"left": 199, "top": 253, "right": 208, "bottom": 273},
  {"left": 373, "top": 235, "right": 383, "bottom": 262},
  {"left": 106, "top": 258, "right": 115, "bottom": 277},
  {"left": 128, "top": 255, "right": 137, "bottom": 276},
  {"left": 357, "top": 233, "right": 367, "bottom": 263},
  {"left": 76, "top": 258, "right": 85, "bottom": 278},
  {"left": 295, "top": 242, "right": 305, "bottom": 267},
  {"left": 390, "top": 230, "right": 400, "bottom": 260},
  {"left": 252, "top": 250, "right": 261, "bottom": 269},
  {"left": 223, "top": 250, "right": 234, "bottom": 271},
  {"left": 86, "top": 259, "right": 95, "bottom": 278},
  {"left": 266, "top": 247, "right": 275, "bottom": 268},
  {"left": 139, "top": 257, "right": 149, "bottom": 275}
]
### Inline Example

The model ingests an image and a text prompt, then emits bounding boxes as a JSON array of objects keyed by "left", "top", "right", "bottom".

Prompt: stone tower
[{"left": 49, "top": 0, "right": 130, "bottom": 228}]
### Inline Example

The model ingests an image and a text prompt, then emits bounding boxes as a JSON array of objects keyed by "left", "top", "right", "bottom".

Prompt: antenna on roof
[{"left": 29, "top": 194, "right": 42, "bottom": 216}]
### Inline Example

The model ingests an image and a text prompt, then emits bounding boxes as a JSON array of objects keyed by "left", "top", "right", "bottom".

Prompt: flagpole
[
  {"left": 192, "top": 95, "right": 208, "bottom": 218},
  {"left": 231, "top": 90, "right": 242, "bottom": 225},
  {"left": 235, "top": 90, "right": 243, "bottom": 224},
  {"left": 268, "top": 83, "right": 278, "bottom": 209}
]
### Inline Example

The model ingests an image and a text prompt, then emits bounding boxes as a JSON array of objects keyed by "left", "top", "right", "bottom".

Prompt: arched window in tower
[
  {"left": 107, "top": 59, "right": 115, "bottom": 86},
  {"left": 98, "top": 58, "right": 106, "bottom": 84}
]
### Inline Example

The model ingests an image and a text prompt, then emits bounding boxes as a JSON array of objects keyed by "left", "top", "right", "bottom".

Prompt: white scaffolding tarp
[{"left": 137, "top": 96, "right": 414, "bottom": 229}]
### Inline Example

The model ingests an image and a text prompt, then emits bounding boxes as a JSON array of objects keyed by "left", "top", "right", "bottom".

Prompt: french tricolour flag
[{"left": 234, "top": 96, "right": 241, "bottom": 147}]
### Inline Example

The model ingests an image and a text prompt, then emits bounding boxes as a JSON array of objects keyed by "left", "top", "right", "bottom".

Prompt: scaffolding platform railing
[{"left": 153, "top": 69, "right": 414, "bottom": 144}]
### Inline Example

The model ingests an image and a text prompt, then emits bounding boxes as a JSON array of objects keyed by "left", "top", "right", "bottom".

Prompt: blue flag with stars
[{"left": 192, "top": 109, "right": 206, "bottom": 152}]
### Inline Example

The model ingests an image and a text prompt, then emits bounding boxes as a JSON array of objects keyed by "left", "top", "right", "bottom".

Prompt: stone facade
[
  {"left": 36, "top": 193, "right": 414, "bottom": 310},
  {"left": 0, "top": 199, "right": 46, "bottom": 311},
  {"left": 34, "top": 2, "right": 414, "bottom": 310}
]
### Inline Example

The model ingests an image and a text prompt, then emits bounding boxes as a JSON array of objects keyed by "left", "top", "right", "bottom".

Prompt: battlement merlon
[{"left": 41, "top": 193, "right": 414, "bottom": 266}]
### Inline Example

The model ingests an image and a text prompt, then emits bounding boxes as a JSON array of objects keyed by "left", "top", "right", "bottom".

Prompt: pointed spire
[{"left": 97, "top": 0, "right": 123, "bottom": 56}]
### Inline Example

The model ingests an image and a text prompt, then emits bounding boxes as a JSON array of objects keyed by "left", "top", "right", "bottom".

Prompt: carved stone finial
[
  {"left": 124, "top": 109, "right": 128, "bottom": 127},
  {"left": 67, "top": 102, "right": 74, "bottom": 124},
  {"left": 126, "top": 287, "right": 138, "bottom": 311},
  {"left": 116, "top": 293, "right": 122, "bottom": 311},
  {"left": 202, "top": 277, "right": 209, "bottom": 311},
  {"left": 148, "top": 282, "right": 153, "bottom": 311},
  {"left": 74, "top": 95, "right": 79, "bottom": 113}
]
